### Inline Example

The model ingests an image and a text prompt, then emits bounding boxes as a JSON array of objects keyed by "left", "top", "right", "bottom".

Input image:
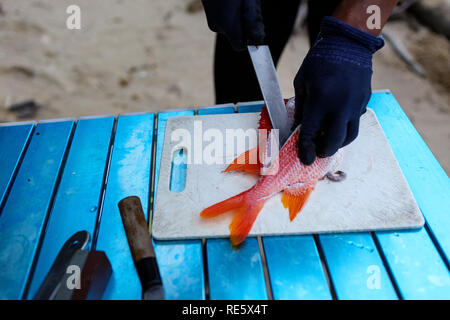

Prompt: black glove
[
  {"left": 293, "top": 16, "right": 384, "bottom": 165},
  {"left": 202, "top": 0, "right": 265, "bottom": 51}
]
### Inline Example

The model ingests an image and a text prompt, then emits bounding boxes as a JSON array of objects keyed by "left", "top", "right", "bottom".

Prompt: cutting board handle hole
[{"left": 169, "top": 148, "right": 187, "bottom": 192}]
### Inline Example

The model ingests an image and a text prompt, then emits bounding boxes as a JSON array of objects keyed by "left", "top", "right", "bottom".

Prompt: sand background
[{"left": 0, "top": 0, "right": 449, "bottom": 173}]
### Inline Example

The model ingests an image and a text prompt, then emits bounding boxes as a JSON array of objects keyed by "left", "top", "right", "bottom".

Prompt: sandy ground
[{"left": 0, "top": 0, "right": 449, "bottom": 174}]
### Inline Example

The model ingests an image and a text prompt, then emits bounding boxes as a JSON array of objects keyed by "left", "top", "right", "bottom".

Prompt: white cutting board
[{"left": 152, "top": 109, "right": 424, "bottom": 240}]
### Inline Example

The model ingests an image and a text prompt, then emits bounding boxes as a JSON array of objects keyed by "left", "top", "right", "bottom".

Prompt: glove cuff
[
  {"left": 310, "top": 16, "right": 385, "bottom": 69},
  {"left": 321, "top": 16, "right": 384, "bottom": 53}
]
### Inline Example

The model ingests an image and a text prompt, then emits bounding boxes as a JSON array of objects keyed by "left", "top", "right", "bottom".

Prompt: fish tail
[
  {"left": 200, "top": 188, "right": 266, "bottom": 245},
  {"left": 229, "top": 199, "right": 267, "bottom": 246},
  {"left": 200, "top": 190, "right": 248, "bottom": 218}
]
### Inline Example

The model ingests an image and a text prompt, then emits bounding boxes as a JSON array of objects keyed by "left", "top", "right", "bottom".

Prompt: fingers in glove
[
  {"left": 297, "top": 99, "right": 322, "bottom": 165},
  {"left": 292, "top": 87, "right": 306, "bottom": 130},
  {"left": 342, "top": 118, "right": 360, "bottom": 147},
  {"left": 243, "top": 0, "right": 265, "bottom": 46},
  {"left": 201, "top": 0, "right": 219, "bottom": 31},
  {"left": 292, "top": 68, "right": 306, "bottom": 130},
  {"left": 316, "top": 117, "right": 347, "bottom": 158},
  {"left": 202, "top": 0, "right": 247, "bottom": 51}
]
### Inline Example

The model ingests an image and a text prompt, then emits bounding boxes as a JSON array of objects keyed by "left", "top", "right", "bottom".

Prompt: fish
[{"left": 200, "top": 97, "right": 345, "bottom": 245}]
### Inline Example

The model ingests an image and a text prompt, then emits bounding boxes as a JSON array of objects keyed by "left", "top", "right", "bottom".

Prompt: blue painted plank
[
  {"left": 152, "top": 110, "right": 205, "bottom": 300},
  {"left": 0, "top": 124, "right": 34, "bottom": 209},
  {"left": 153, "top": 239, "right": 204, "bottom": 300},
  {"left": 369, "top": 92, "right": 450, "bottom": 299},
  {"left": 369, "top": 92, "right": 450, "bottom": 262},
  {"left": 377, "top": 229, "right": 449, "bottom": 299},
  {"left": 237, "top": 102, "right": 265, "bottom": 114},
  {"left": 0, "top": 121, "right": 74, "bottom": 299},
  {"left": 198, "top": 106, "right": 235, "bottom": 115},
  {"left": 237, "top": 102, "right": 331, "bottom": 300},
  {"left": 26, "top": 117, "right": 114, "bottom": 299},
  {"left": 207, "top": 239, "right": 268, "bottom": 300},
  {"left": 95, "top": 114, "right": 154, "bottom": 300},
  {"left": 319, "top": 233, "right": 398, "bottom": 299},
  {"left": 198, "top": 104, "right": 235, "bottom": 115},
  {"left": 263, "top": 236, "right": 332, "bottom": 300},
  {"left": 198, "top": 105, "right": 268, "bottom": 300}
]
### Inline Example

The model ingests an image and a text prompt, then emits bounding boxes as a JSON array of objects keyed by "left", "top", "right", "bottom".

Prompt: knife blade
[
  {"left": 34, "top": 231, "right": 89, "bottom": 300},
  {"left": 34, "top": 231, "right": 112, "bottom": 300},
  {"left": 248, "top": 45, "right": 290, "bottom": 147},
  {"left": 118, "top": 196, "right": 165, "bottom": 300}
]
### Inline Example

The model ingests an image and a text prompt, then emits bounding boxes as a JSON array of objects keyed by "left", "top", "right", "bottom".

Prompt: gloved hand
[
  {"left": 293, "top": 16, "right": 384, "bottom": 165},
  {"left": 201, "top": 0, "right": 265, "bottom": 51}
]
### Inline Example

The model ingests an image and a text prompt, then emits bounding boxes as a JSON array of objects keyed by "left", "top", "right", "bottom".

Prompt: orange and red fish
[{"left": 200, "top": 98, "right": 344, "bottom": 245}]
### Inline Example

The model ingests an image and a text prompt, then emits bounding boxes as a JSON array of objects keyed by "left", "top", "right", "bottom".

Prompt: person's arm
[
  {"left": 293, "top": 1, "right": 400, "bottom": 165},
  {"left": 333, "top": 0, "right": 399, "bottom": 36}
]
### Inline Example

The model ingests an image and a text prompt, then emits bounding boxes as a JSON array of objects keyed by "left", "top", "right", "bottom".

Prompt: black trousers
[{"left": 214, "top": 0, "right": 342, "bottom": 104}]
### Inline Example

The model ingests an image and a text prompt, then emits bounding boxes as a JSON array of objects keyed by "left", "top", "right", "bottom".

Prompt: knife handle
[
  {"left": 118, "top": 196, "right": 155, "bottom": 261},
  {"left": 118, "top": 196, "right": 162, "bottom": 291},
  {"left": 135, "top": 257, "right": 162, "bottom": 290}
]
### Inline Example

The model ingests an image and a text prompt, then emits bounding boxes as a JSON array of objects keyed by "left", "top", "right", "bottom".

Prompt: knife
[
  {"left": 118, "top": 196, "right": 165, "bottom": 300},
  {"left": 248, "top": 45, "right": 290, "bottom": 147},
  {"left": 34, "top": 231, "right": 112, "bottom": 300}
]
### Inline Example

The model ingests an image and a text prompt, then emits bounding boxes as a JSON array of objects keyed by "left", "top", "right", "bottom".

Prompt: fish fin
[
  {"left": 225, "top": 103, "right": 289, "bottom": 174},
  {"left": 259, "top": 107, "right": 272, "bottom": 131},
  {"left": 259, "top": 100, "right": 289, "bottom": 131},
  {"left": 229, "top": 200, "right": 267, "bottom": 246},
  {"left": 225, "top": 147, "right": 260, "bottom": 174},
  {"left": 281, "top": 186, "right": 315, "bottom": 221}
]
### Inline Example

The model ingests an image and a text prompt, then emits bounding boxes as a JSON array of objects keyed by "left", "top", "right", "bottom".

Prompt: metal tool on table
[
  {"left": 118, "top": 196, "right": 164, "bottom": 300},
  {"left": 34, "top": 231, "right": 112, "bottom": 300},
  {"left": 248, "top": 45, "right": 290, "bottom": 147}
]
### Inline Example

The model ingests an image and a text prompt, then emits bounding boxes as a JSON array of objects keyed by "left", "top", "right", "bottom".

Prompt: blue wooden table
[{"left": 0, "top": 91, "right": 449, "bottom": 300}]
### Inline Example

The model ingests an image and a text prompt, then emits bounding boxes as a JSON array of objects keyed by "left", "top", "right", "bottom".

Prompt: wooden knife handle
[{"left": 118, "top": 196, "right": 155, "bottom": 262}]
